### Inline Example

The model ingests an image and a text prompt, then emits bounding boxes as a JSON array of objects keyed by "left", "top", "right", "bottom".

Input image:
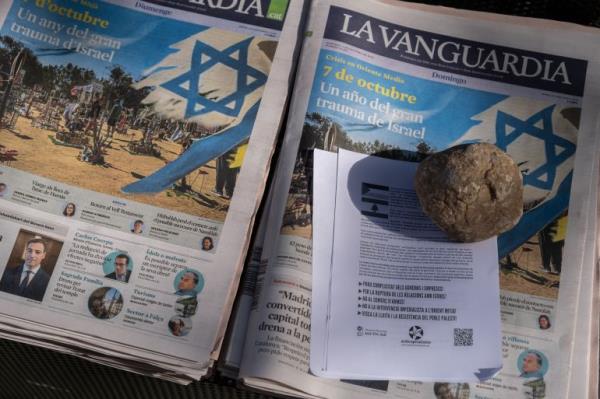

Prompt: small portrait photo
[
  {"left": 175, "top": 295, "right": 198, "bottom": 318},
  {"left": 173, "top": 269, "right": 205, "bottom": 296},
  {"left": 88, "top": 287, "right": 124, "bottom": 320},
  {"left": 168, "top": 316, "right": 192, "bottom": 337},
  {"left": 433, "top": 382, "right": 470, "bottom": 399},
  {"left": 0, "top": 182, "right": 8, "bottom": 198},
  {"left": 201, "top": 236, "right": 214, "bottom": 252},
  {"left": 538, "top": 314, "right": 551, "bottom": 330},
  {"left": 0, "top": 230, "right": 63, "bottom": 302},
  {"left": 130, "top": 219, "right": 144, "bottom": 235},
  {"left": 62, "top": 202, "right": 77, "bottom": 217},
  {"left": 102, "top": 252, "right": 133, "bottom": 283},
  {"left": 518, "top": 349, "right": 549, "bottom": 379}
]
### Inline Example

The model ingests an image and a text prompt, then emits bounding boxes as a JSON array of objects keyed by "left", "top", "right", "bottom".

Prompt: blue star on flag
[
  {"left": 161, "top": 37, "right": 267, "bottom": 119},
  {"left": 495, "top": 105, "right": 575, "bottom": 191}
]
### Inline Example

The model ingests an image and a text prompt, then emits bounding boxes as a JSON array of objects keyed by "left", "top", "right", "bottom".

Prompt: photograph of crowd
[{"left": 0, "top": 34, "right": 256, "bottom": 222}]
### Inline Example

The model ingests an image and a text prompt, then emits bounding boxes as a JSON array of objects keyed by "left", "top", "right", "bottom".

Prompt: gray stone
[{"left": 414, "top": 143, "right": 523, "bottom": 242}]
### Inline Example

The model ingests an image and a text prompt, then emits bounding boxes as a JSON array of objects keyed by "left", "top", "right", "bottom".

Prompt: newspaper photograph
[
  {"left": 0, "top": 0, "right": 305, "bottom": 380},
  {"left": 0, "top": 0, "right": 288, "bottom": 247},
  {"left": 239, "top": 0, "right": 600, "bottom": 397}
]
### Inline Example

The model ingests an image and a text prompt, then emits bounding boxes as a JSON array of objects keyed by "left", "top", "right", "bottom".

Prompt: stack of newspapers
[
  {"left": 0, "top": 0, "right": 307, "bottom": 383},
  {"left": 0, "top": 0, "right": 599, "bottom": 396},
  {"left": 221, "top": 1, "right": 600, "bottom": 398}
]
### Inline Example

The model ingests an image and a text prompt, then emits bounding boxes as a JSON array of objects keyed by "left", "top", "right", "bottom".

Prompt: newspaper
[
  {"left": 0, "top": 0, "right": 306, "bottom": 382},
  {"left": 238, "top": 0, "right": 600, "bottom": 398}
]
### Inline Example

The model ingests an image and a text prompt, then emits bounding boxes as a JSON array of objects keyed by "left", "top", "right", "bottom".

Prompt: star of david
[
  {"left": 161, "top": 37, "right": 267, "bottom": 119},
  {"left": 495, "top": 105, "right": 575, "bottom": 191}
]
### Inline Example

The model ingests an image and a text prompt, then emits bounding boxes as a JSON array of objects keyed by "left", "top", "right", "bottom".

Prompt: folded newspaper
[
  {"left": 230, "top": 0, "right": 600, "bottom": 398},
  {"left": 0, "top": 0, "right": 306, "bottom": 383}
]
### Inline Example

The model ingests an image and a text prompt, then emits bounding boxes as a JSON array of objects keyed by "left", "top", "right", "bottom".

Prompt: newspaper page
[
  {"left": 0, "top": 0, "right": 305, "bottom": 380},
  {"left": 239, "top": 0, "right": 600, "bottom": 397}
]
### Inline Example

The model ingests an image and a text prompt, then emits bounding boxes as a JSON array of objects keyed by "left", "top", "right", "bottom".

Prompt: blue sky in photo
[{"left": 1, "top": 0, "right": 207, "bottom": 79}]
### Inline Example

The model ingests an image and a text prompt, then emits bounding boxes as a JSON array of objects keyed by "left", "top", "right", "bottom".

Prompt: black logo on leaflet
[
  {"left": 409, "top": 325, "right": 423, "bottom": 340},
  {"left": 357, "top": 326, "right": 363, "bottom": 336},
  {"left": 402, "top": 326, "right": 430, "bottom": 346},
  {"left": 361, "top": 182, "right": 389, "bottom": 219}
]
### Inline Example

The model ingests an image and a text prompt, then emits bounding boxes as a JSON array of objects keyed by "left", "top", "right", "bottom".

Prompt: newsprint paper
[
  {"left": 237, "top": 0, "right": 600, "bottom": 398},
  {"left": 0, "top": 0, "right": 305, "bottom": 382}
]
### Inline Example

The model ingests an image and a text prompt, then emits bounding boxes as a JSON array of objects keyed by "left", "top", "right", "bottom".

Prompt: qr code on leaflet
[{"left": 454, "top": 328, "right": 473, "bottom": 346}]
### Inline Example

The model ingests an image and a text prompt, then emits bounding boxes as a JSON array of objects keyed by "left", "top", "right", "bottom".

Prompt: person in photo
[
  {"left": 63, "top": 202, "right": 76, "bottom": 217},
  {"left": 0, "top": 238, "right": 51, "bottom": 301},
  {"left": 83, "top": 94, "right": 102, "bottom": 135},
  {"left": 104, "top": 254, "right": 132, "bottom": 283},
  {"left": 63, "top": 99, "right": 80, "bottom": 131},
  {"left": 213, "top": 147, "right": 240, "bottom": 199},
  {"left": 0, "top": 183, "right": 7, "bottom": 198},
  {"left": 106, "top": 99, "right": 124, "bottom": 138},
  {"left": 519, "top": 349, "right": 547, "bottom": 398},
  {"left": 175, "top": 271, "right": 201, "bottom": 296},
  {"left": 201, "top": 236, "right": 214, "bottom": 251},
  {"left": 520, "top": 351, "right": 544, "bottom": 379},
  {"left": 538, "top": 214, "right": 567, "bottom": 275},
  {"left": 131, "top": 220, "right": 144, "bottom": 234},
  {"left": 169, "top": 318, "right": 185, "bottom": 336},
  {"left": 538, "top": 314, "right": 551, "bottom": 330}
]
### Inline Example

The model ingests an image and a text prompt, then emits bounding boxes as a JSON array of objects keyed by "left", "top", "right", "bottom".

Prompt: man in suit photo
[
  {"left": 0, "top": 238, "right": 51, "bottom": 301},
  {"left": 105, "top": 254, "right": 132, "bottom": 283},
  {"left": 175, "top": 270, "right": 203, "bottom": 296}
]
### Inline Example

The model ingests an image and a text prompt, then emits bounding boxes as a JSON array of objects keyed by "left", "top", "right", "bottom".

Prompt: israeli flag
[
  {"left": 122, "top": 28, "right": 273, "bottom": 193},
  {"left": 453, "top": 97, "right": 579, "bottom": 256},
  {"left": 134, "top": 28, "right": 271, "bottom": 127}
]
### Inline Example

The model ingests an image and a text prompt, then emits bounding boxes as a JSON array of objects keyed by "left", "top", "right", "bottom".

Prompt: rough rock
[{"left": 414, "top": 143, "right": 523, "bottom": 242}]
